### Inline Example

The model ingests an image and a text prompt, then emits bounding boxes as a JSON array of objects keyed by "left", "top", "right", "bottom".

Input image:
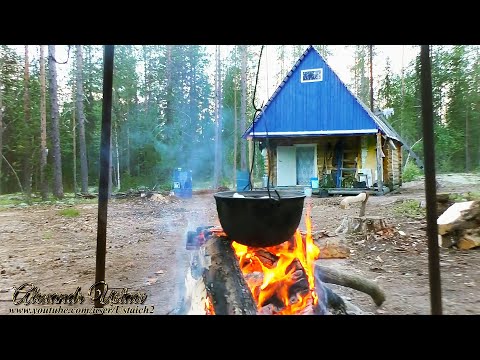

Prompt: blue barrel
[
  {"left": 173, "top": 168, "right": 192, "bottom": 198},
  {"left": 311, "top": 177, "right": 319, "bottom": 189},
  {"left": 236, "top": 170, "right": 251, "bottom": 192}
]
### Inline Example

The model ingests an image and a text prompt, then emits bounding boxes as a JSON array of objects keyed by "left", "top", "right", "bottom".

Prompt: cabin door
[
  {"left": 296, "top": 145, "right": 317, "bottom": 185},
  {"left": 277, "top": 146, "right": 297, "bottom": 186},
  {"left": 277, "top": 145, "right": 317, "bottom": 186}
]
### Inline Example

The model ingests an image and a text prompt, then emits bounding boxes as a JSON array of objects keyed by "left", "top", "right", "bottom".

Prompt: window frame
[{"left": 300, "top": 68, "right": 323, "bottom": 83}]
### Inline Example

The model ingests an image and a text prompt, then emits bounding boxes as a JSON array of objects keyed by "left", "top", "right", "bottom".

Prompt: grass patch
[
  {"left": 58, "top": 208, "right": 80, "bottom": 217},
  {"left": 393, "top": 199, "right": 426, "bottom": 219},
  {"left": 43, "top": 231, "right": 53, "bottom": 240},
  {"left": 0, "top": 193, "right": 98, "bottom": 207},
  {"left": 448, "top": 191, "right": 480, "bottom": 202}
]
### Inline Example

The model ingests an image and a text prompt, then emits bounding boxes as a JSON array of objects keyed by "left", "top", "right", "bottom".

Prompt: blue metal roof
[{"left": 243, "top": 46, "right": 402, "bottom": 143}]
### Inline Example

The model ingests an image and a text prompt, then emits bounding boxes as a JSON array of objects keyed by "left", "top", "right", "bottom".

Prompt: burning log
[
  {"left": 203, "top": 235, "right": 258, "bottom": 315},
  {"left": 314, "top": 262, "right": 386, "bottom": 306},
  {"left": 173, "top": 226, "right": 371, "bottom": 315},
  {"left": 437, "top": 201, "right": 480, "bottom": 250}
]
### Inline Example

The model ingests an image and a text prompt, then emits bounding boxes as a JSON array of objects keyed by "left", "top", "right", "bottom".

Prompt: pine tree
[{"left": 48, "top": 45, "right": 64, "bottom": 199}]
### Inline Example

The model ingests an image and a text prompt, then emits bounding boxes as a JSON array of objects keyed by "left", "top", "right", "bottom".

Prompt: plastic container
[
  {"left": 173, "top": 168, "right": 193, "bottom": 198},
  {"left": 311, "top": 177, "right": 319, "bottom": 189},
  {"left": 236, "top": 170, "right": 251, "bottom": 192}
]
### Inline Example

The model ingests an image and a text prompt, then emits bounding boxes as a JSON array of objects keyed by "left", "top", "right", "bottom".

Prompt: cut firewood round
[{"left": 335, "top": 216, "right": 388, "bottom": 235}]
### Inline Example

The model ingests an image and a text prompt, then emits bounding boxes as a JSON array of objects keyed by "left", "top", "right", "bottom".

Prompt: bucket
[
  {"left": 304, "top": 187, "right": 312, "bottom": 197},
  {"left": 311, "top": 177, "right": 319, "bottom": 189},
  {"left": 236, "top": 170, "right": 251, "bottom": 192}
]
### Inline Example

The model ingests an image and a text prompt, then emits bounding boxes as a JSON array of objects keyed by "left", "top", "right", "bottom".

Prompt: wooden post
[
  {"left": 248, "top": 139, "right": 254, "bottom": 185},
  {"left": 376, "top": 132, "right": 383, "bottom": 193}
]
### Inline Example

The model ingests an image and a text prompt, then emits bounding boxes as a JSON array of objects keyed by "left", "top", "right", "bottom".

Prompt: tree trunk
[
  {"left": 165, "top": 45, "right": 172, "bottom": 127},
  {"left": 233, "top": 61, "right": 238, "bottom": 185},
  {"left": 48, "top": 45, "right": 64, "bottom": 199},
  {"left": 76, "top": 45, "right": 89, "bottom": 194},
  {"left": 376, "top": 132, "right": 383, "bottom": 192},
  {"left": 0, "top": 66, "right": 3, "bottom": 195},
  {"left": 72, "top": 99, "right": 77, "bottom": 196},
  {"left": 401, "top": 45, "right": 405, "bottom": 136},
  {"left": 240, "top": 45, "right": 247, "bottom": 171},
  {"left": 465, "top": 106, "right": 470, "bottom": 172},
  {"left": 114, "top": 121, "right": 120, "bottom": 191},
  {"left": 23, "top": 45, "right": 32, "bottom": 197},
  {"left": 213, "top": 45, "right": 222, "bottom": 189},
  {"left": 126, "top": 115, "right": 131, "bottom": 177},
  {"left": 39, "top": 45, "right": 48, "bottom": 200},
  {"left": 369, "top": 45, "right": 374, "bottom": 112}
]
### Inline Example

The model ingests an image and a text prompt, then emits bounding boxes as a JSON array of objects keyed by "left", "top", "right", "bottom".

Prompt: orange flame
[
  {"left": 205, "top": 295, "right": 215, "bottom": 315},
  {"left": 232, "top": 203, "right": 320, "bottom": 314}
]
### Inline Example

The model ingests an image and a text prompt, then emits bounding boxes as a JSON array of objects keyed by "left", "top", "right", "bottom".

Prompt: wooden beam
[
  {"left": 376, "top": 132, "right": 384, "bottom": 193},
  {"left": 248, "top": 139, "right": 254, "bottom": 185}
]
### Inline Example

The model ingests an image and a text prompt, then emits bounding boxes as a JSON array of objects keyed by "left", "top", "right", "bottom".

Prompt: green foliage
[
  {"left": 393, "top": 199, "right": 425, "bottom": 218},
  {"left": 449, "top": 191, "right": 480, "bottom": 202},
  {"left": 58, "top": 208, "right": 80, "bottom": 217},
  {"left": 403, "top": 162, "right": 423, "bottom": 182}
]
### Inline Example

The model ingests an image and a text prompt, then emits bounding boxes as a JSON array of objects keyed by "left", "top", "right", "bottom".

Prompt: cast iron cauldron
[{"left": 213, "top": 190, "right": 305, "bottom": 248}]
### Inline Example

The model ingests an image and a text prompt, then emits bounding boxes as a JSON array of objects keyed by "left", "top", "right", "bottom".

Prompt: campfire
[
  {"left": 173, "top": 199, "right": 385, "bottom": 316},
  {"left": 231, "top": 207, "right": 321, "bottom": 315}
]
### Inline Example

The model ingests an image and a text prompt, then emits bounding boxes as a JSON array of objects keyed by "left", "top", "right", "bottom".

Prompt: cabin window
[{"left": 301, "top": 68, "right": 323, "bottom": 83}]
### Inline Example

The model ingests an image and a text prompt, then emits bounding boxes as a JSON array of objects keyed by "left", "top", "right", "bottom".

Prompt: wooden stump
[{"left": 335, "top": 216, "right": 388, "bottom": 235}]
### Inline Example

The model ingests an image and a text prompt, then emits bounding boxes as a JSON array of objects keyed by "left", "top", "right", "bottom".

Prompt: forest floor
[{"left": 1, "top": 173, "right": 480, "bottom": 316}]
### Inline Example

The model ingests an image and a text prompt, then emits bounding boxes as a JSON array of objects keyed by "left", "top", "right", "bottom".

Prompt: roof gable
[{"left": 244, "top": 46, "right": 401, "bottom": 142}]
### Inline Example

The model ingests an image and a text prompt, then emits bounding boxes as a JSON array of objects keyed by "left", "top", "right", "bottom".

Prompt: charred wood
[{"left": 203, "top": 236, "right": 257, "bottom": 315}]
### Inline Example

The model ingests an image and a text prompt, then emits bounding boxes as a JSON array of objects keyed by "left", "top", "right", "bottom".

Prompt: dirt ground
[{"left": 1, "top": 173, "right": 479, "bottom": 315}]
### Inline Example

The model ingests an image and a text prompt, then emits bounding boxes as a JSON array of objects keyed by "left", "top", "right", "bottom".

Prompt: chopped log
[
  {"left": 437, "top": 201, "right": 480, "bottom": 249},
  {"left": 457, "top": 230, "right": 480, "bottom": 250},
  {"left": 314, "top": 262, "right": 386, "bottom": 306},
  {"left": 437, "top": 201, "right": 476, "bottom": 235},
  {"left": 335, "top": 215, "right": 388, "bottom": 235},
  {"left": 203, "top": 236, "right": 258, "bottom": 315},
  {"left": 438, "top": 234, "right": 456, "bottom": 248}
]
